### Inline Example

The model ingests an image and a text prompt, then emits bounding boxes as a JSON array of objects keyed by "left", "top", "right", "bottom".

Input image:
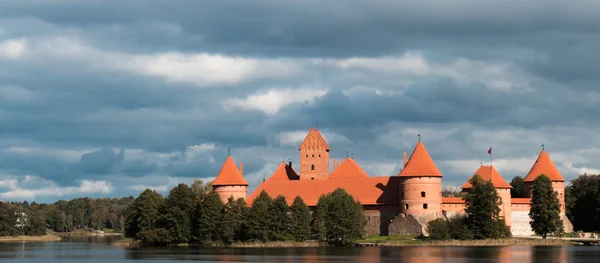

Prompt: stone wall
[
  {"left": 389, "top": 214, "right": 424, "bottom": 236},
  {"left": 511, "top": 211, "right": 534, "bottom": 236}
]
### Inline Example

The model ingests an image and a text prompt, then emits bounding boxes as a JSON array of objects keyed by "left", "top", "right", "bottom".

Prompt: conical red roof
[
  {"left": 461, "top": 165, "right": 512, "bottom": 189},
  {"left": 523, "top": 149, "right": 565, "bottom": 182},
  {"left": 398, "top": 141, "right": 442, "bottom": 177},
  {"left": 267, "top": 162, "right": 300, "bottom": 181},
  {"left": 329, "top": 158, "right": 370, "bottom": 179},
  {"left": 212, "top": 155, "right": 248, "bottom": 186}
]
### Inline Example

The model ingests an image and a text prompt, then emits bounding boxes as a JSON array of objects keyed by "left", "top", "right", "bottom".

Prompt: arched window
[
  {"left": 405, "top": 204, "right": 409, "bottom": 210},
  {"left": 311, "top": 164, "right": 315, "bottom": 170}
]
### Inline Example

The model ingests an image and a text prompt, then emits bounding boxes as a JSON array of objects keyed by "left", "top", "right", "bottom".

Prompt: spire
[
  {"left": 418, "top": 132, "right": 421, "bottom": 142},
  {"left": 523, "top": 148, "right": 565, "bottom": 182},
  {"left": 398, "top": 141, "right": 443, "bottom": 177},
  {"left": 212, "top": 155, "right": 249, "bottom": 186},
  {"left": 461, "top": 165, "right": 512, "bottom": 189}
]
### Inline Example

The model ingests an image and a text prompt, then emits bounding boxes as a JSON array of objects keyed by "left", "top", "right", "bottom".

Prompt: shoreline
[
  {"left": 112, "top": 237, "right": 578, "bottom": 248},
  {"left": 0, "top": 234, "right": 62, "bottom": 243}
]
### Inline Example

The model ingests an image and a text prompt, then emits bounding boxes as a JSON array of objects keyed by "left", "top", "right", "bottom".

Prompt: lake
[{"left": 0, "top": 236, "right": 599, "bottom": 262}]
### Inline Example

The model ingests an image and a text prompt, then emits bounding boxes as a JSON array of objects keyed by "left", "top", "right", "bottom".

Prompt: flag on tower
[{"left": 488, "top": 147, "right": 492, "bottom": 155}]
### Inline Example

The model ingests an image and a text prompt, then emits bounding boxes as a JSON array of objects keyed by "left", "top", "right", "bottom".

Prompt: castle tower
[
  {"left": 398, "top": 141, "right": 443, "bottom": 216},
  {"left": 299, "top": 127, "right": 330, "bottom": 180},
  {"left": 212, "top": 155, "right": 248, "bottom": 203},
  {"left": 523, "top": 148, "right": 566, "bottom": 214},
  {"left": 461, "top": 165, "right": 513, "bottom": 227}
]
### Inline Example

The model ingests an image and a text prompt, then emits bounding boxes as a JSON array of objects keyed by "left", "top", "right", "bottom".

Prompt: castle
[{"left": 211, "top": 127, "right": 573, "bottom": 236}]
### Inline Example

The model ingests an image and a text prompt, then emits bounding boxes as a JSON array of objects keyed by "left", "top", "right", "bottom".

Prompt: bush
[
  {"left": 447, "top": 214, "right": 474, "bottom": 240},
  {"left": 138, "top": 228, "right": 170, "bottom": 246},
  {"left": 427, "top": 219, "right": 450, "bottom": 240}
]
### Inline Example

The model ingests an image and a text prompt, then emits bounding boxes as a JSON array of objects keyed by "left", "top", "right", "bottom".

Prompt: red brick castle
[{"left": 211, "top": 127, "right": 573, "bottom": 236}]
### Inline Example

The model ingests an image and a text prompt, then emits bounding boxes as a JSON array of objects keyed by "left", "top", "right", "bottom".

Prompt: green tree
[
  {"left": 268, "top": 195, "right": 291, "bottom": 241},
  {"left": 124, "top": 189, "right": 164, "bottom": 238},
  {"left": 565, "top": 174, "right": 600, "bottom": 232},
  {"left": 158, "top": 183, "right": 194, "bottom": 244},
  {"left": 529, "top": 175, "right": 563, "bottom": 238},
  {"left": 510, "top": 176, "right": 527, "bottom": 198},
  {"left": 464, "top": 175, "right": 511, "bottom": 239},
  {"left": 289, "top": 196, "right": 311, "bottom": 241},
  {"left": 246, "top": 190, "right": 272, "bottom": 241},
  {"left": 0, "top": 203, "right": 19, "bottom": 236},
  {"left": 191, "top": 179, "right": 213, "bottom": 202},
  {"left": 220, "top": 197, "right": 248, "bottom": 245},
  {"left": 312, "top": 194, "right": 329, "bottom": 241},
  {"left": 194, "top": 191, "right": 223, "bottom": 244},
  {"left": 427, "top": 218, "right": 450, "bottom": 240},
  {"left": 322, "top": 188, "right": 366, "bottom": 246},
  {"left": 24, "top": 208, "right": 47, "bottom": 236}
]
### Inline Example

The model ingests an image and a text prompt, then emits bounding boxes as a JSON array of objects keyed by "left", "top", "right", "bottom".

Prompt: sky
[{"left": 1, "top": 0, "right": 600, "bottom": 203}]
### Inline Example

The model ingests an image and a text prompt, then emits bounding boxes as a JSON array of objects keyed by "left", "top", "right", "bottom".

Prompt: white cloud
[
  {"left": 0, "top": 38, "right": 27, "bottom": 58},
  {"left": 337, "top": 52, "right": 430, "bottom": 76},
  {"left": 0, "top": 175, "right": 113, "bottom": 200},
  {"left": 129, "top": 53, "right": 301, "bottom": 86},
  {"left": 222, "top": 87, "right": 327, "bottom": 116}
]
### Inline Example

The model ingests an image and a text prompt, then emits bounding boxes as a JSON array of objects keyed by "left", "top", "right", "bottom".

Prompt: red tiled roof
[
  {"left": 398, "top": 141, "right": 443, "bottom": 177},
  {"left": 328, "top": 158, "right": 370, "bottom": 179},
  {"left": 523, "top": 149, "right": 565, "bottom": 182},
  {"left": 212, "top": 156, "right": 248, "bottom": 186},
  {"left": 247, "top": 176, "right": 399, "bottom": 206},
  {"left": 461, "top": 165, "right": 512, "bottom": 189},
  {"left": 267, "top": 163, "right": 300, "bottom": 181},
  {"left": 299, "top": 127, "right": 330, "bottom": 151},
  {"left": 442, "top": 197, "right": 465, "bottom": 204},
  {"left": 511, "top": 198, "right": 531, "bottom": 204}
]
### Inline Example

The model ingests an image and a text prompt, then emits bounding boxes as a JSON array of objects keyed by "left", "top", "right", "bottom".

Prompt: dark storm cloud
[{"left": 1, "top": 0, "right": 600, "bottom": 202}]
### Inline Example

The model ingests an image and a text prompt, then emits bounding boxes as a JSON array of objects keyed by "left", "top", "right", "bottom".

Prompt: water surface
[{"left": 0, "top": 237, "right": 599, "bottom": 262}]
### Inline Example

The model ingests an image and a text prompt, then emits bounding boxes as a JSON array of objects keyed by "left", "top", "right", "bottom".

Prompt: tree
[
  {"left": 158, "top": 184, "right": 194, "bottom": 244},
  {"left": 220, "top": 197, "right": 246, "bottom": 245},
  {"left": 442, "top": 185, "right": 463, "bottom": 197},
  {"left": 565, "top": 174, "right": 600, "bottom": 232},
  {"left": 322, "top": 188, "right": 366, "bottom": 246},
  {"left": 24, "top": 208, "right": 47, "bottom": 236},
  {"left": 268, "top": 195, "right": 291, "bottom": 241},
  {"left": 529, "top": 175, "right": 563, "bottom": 238},
  {"left": 289, "top": 196, "right": 311, "bottom": 241},
  {"left": 427, "top": 218, "right": 451, "bottom": 240},
  {"left": 0, "top": 203, "right": 19, "bottom": 236},
  {"left": 194, "top": 191, "right": 223, "bottom": 244},
  {"left": 246, "top": 190, "right": 272, "bottom": 241},
  {"left": 312, "top": 194, "right": 329, "bottom": 241},
  {"left": 191, "top": 179, "right": 213, "bottom": 202},
  {"left": 124, "top": 189, "right": 164, "bottom": 238},
  {"left": 464, "top": 175, "right": 511, "bottom": 239},
  {"left": 510, "top": 176, "right": 527, "bottom": 198}
]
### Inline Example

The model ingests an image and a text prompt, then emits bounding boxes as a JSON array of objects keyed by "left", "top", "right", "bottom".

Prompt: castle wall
[
  {"left": 498, "top": 188, "right": 512, "bottom": 227},
  {"left": 213, "top": 185, "right": 247, "bottom": 203},
  {"left": 299, "top": 142, "right": 329, "bottom": 180}
]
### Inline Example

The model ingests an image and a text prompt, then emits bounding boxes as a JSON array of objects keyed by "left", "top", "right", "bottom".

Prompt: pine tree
[
  {"left": 268, "top": 195, "right": 291, "bottom": 241},
  {"left": 312, "top": 194, "right": 329, "bottom": 241},
  {"left": 194, "top": 191, "right": 223, "bottom": 244},
  {"left": 124, "top": 189, "right": 163, "bottom": 238},
  {"left": 464, "top": 175, "right": 510, "bottom": 239},
  {"left": 246, "top": 190, "right": 272, "bottom": 241},
  {"left": 289, "top": 196, "right": 312, "bottom": 241},
  {"left": 529, "top": 174, "right": 563, "bottom": 238},
  {"left": 157, "top": 183, "right": 194, "bottom": 244}
]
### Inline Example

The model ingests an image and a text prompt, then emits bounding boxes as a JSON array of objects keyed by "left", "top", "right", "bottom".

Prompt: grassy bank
[
  {"left": 357, "top": 235, "right": 576, "bottom": 246},
  {"left": 0, "top": 233, "right": 62, "bottom": 243}
]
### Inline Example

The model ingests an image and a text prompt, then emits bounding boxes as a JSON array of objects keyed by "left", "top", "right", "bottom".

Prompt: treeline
[
  {"left": 125, "top": 180, "right": 365, "bottom": 246},
  {"left": 0, "top": 196, "right": 134, "bottom": 237}
]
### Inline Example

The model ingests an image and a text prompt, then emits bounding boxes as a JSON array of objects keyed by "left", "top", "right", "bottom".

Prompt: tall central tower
[{"left": 299, "top": 127, "right": 330, "bottom": 180}]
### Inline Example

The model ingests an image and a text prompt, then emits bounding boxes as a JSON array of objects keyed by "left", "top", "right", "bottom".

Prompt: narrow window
[
  {"left": 319, "top": 154, "right": 321, "bottom": 158},
  {"left": 311, "top": 164, "right": 315, "bottom": 170},
  {"left": 421, "top": 191, "right": 426, "bottom": 198},
  {"left": 405, "top": 204, "right": 409, "bottom": 210},
  {"left": 423, "top": 204, "right": 428, "bottom": 209},
  {"left": 305, "top": 154, "right": 308, "bottom": 158},
  {"left": 312, "top": 154, "right": 314, "bottom": 158}
]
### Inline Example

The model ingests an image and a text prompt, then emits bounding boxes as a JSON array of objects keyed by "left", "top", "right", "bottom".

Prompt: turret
[
  {"left": 212, "top": 155, "right": 248, "bottom": 203},
  {"left": 461, "top": 165, "right": 513, "bottom": 227},
  {"left": 298, "top": 127, "right": 330, "bottom": 180},
  {"left": 523, "top": 148, "right": 566, "bottom": 214},
  {"left": 398, "top": 140, "right": 443, "bottom": 216}
]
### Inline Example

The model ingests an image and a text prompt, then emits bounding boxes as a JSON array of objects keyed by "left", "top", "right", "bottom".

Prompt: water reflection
[{"left": 1, "top": 239, "right": 599, "bottom": 262}]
